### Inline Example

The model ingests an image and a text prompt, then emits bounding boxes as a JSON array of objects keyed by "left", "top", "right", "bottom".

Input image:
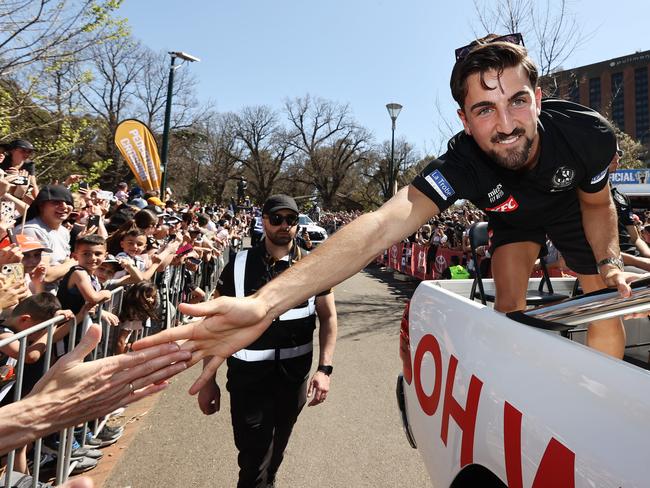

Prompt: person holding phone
[{"left": 0, "top": 139, "right": 39, "bottom": 199}]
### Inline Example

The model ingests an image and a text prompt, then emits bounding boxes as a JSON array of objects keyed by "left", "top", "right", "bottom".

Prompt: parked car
[
  {"left": 397, "top": 277, "right": 650, "bottom": 487},
  {"left": 298, "top": 214, "right": 328, "bottom": 246}
]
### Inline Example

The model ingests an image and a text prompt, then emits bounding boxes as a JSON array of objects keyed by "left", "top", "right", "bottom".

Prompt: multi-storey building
[{"left": 545, "top": 50, "right": 650, "bottom": 146}]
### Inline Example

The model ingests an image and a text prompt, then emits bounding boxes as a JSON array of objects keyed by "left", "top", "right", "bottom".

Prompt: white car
[
  {"left": 397, "top": 277, "right": 650, "bottom": 487},
  {"left": 298, "top": 214, "right": 328, "bottom": 246}
]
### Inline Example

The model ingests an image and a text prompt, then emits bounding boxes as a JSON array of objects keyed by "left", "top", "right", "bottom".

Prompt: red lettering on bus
[
  {"left": 504, "top": 401, "right": 576, "bottom": 488},
  {"left": 531, "top": 439, "right": 575, "bottom": 488},
  {"left": 440, "top": 354, "right": 483, "bottom": 467},
  {"left": 413, "top": 334, "right": 443, "bottom": 416},
  {"left": 504, "top": 402, "right": 524, "bottom": 488}
]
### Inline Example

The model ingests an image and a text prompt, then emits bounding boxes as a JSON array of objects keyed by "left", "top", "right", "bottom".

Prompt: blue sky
[{"left": 119, "top": 0, "right": 649, "bottom": 156}]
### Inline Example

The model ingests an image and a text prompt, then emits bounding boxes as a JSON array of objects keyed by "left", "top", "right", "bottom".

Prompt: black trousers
[{"left": 230, "top": 377, "right": 308, "bottom": 488}]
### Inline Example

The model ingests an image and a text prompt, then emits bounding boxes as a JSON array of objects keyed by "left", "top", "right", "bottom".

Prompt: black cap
[
  {"left": 262, "top": 194, "right": 298, "bottom": 215},
  {"left": 26, "top": 185, "right": 73, "bottom": 220},
  {"left": 6, "top": 139, "right": 34, "bottom": 151},
  {"left": 32, "top": 185, "right": 73, "bottom": 205}
]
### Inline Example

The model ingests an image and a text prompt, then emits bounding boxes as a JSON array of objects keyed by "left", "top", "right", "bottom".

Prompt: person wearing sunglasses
[
  {"left": 135, "top": 33, "right": 642, "bottom": 410},
  {"left": 192, "top": 194, "right": 337, "bottom": 488}
]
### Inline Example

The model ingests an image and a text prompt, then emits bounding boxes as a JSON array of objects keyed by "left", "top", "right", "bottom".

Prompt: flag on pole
[{"left": 114, "top": 119, "right": 162, "bottom": 192}]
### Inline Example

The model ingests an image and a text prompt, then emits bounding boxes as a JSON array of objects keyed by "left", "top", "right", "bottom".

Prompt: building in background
[{"left": 545, "top": 50, "right": 650, "bottom": 150}]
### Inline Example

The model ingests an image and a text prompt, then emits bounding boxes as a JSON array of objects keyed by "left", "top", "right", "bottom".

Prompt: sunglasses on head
[
  {"left": 455, "top": 33, "right": 525, "bottom": 62},
  {"left": 267, "top": 213, "right": 298, "bottom": 226}
]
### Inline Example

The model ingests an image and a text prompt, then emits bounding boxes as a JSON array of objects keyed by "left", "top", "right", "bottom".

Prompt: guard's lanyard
[{"left": 262, "top": 240, "right": 299, "bottom": 284}]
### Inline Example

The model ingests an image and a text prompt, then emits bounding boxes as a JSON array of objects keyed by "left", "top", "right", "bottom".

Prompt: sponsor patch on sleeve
[
  {"left": 590, "top": 167, "right": 608, "bottom": 185},
  {"left": 424, "top": 170, "right": 455, "bottom": 201}
]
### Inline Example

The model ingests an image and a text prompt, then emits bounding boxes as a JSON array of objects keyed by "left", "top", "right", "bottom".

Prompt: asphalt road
[{"left": 103, "top": 266, "right": 431, "bottom": 488}]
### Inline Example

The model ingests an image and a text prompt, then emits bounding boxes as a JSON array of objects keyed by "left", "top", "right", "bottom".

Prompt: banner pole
[{"left": 160, "top": 55, "right": 177, "bottom": 195}]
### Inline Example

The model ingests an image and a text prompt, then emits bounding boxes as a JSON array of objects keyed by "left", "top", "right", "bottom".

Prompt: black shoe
[{"left": 94, "top": 431, "right": 122, "bottom": 447}]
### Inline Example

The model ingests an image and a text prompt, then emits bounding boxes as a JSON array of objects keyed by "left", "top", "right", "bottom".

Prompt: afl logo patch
[{"left": 551, "top": 166, "right": 575, "bottom": 190}]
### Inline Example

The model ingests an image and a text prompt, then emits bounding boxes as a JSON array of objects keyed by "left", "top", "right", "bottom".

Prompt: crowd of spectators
[
  {"left": 0, "top": 138, "right": 254, "bottom": 485},
  {"left": 318, "top": 210, "right": 362, "bottom": 235}
]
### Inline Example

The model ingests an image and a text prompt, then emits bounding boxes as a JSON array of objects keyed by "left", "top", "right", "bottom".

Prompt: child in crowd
[
  {"left": 115, "top": 228, "right": 147, "bottom": 274},
  {"left": 0, "top": 233, "right": 50, "bottom": 295},
  {"left": 21, "top": 241, "right": 49, "bottom": 295},
  {"left": 116, "top": 281, "right": 160, "bottom": 354},
  {"left": 57, "top": 234, "right": 111, "bottom": 315},
  {"left": 95, "top": 254, "right": 142, "bottom": 290},
  {"left": 115, "top": 227, "right": 175, "bottom": 281},
  {"left": 56, "top": 234, "right": 119, "bottom": 353}
]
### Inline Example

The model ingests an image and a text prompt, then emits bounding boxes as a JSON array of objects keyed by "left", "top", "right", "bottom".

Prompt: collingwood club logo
[{"left": 551, "top": 166, "right": 576, "bottom": 190}]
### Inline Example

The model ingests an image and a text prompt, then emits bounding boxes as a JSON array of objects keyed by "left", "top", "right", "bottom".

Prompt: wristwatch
[
  {"left": 317, "top": 364, "right": 333, "bottom": 376},
  {"left": 597, "top": 256, "right": 624, "bottom": 271}
]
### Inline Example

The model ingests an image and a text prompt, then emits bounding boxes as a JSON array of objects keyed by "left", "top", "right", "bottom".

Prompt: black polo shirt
[
  {"left": 218, "top": 243, "right": 331, "bottom": 390},
  {"left": 413, "top": 99, "right": 616, "bottom": 230}
]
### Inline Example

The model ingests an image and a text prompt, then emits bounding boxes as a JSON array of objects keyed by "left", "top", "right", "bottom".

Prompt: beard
[
  {"left": 266, "top": 229, "right": 294, "bottom": 246},
  {"left": 486, "top": 128, "right": 534, "bottom": 171}
]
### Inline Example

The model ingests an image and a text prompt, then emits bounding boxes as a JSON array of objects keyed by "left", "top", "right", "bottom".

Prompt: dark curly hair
[
  {"left": 450, "top": 34, "right": 538, "bottom": 109},
  {"left": 120, "top": 281, "right": 160, "bottom": 322}
]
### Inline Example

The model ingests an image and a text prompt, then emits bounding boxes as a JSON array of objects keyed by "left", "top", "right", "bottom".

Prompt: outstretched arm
[
  {"left": 133, "top": 185, "right": 440, "bottom": 394},
  {"left": 0, "top": 324, "right": 190, "bottom": 455}
]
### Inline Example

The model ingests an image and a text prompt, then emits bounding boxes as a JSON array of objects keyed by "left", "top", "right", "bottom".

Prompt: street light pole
[
  {"left": 160, "top": 51, "right": 200, "bottom": 196},
  {"left": 385, "top": 103, "right": 403, "bottom": 199}
]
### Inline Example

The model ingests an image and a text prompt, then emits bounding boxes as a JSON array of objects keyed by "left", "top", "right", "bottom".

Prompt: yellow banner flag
[{"left": 114, "top": 119, "right": 162, "bottom": 192}]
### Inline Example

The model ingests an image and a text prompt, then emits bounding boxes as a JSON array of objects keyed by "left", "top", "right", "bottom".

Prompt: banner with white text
[{"left": 114, "top": 119, "right": 162, "bottom": 192}]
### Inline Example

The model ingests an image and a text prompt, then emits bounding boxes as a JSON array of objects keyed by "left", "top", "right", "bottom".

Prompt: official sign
[{"left": 610, "top": 169, "right": 650, "bottom": 185}]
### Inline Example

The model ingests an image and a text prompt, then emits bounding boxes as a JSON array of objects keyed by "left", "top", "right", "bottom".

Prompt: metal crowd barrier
[{"left": 0, "top": 250, "right": 227, "bottom": 487}]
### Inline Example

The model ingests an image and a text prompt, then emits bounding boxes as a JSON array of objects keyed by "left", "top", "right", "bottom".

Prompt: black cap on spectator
[
  {"left": 26, "top": 185, "right": 73, "bottom": 220},
  {"left": 7, "top": 139, "right": 35, "bottom": 151},
  {"left": 262, "top": 194, "right": 298, "bottom": 215},
  {"left": 34, "top": 185, "right": 73, "bottom": 204}
]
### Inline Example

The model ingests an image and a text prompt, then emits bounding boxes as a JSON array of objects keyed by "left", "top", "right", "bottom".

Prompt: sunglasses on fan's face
[
  {"left": 454, "top": 33, "right": 525, "bottom": 61},
  {"left": 267, "top": 213, "right": 298, "bottom": 227}
]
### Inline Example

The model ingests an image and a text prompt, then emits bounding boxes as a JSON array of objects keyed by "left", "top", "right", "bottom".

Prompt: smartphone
[
  {"left": 96, "top": 190, "right": 113, "bottom": 201},
  {"left": 175, "top": 243, "right": 193, "bottom": 256},
  {"left": 0, "top": 201, "right": 15, "bottom": 225},
  {"left": 6, "top": 228, "right": 17, "bottom": 245},
  {"left": 87, "top": 215, "right": 100, "bottom": 229},
  {"left": 79, "top": 181, "right": 89, "bottom": 190},
  {"left": 187, "top": 256, "right": 201, "bottom": 266},
  {"left": 11, "top": 176, "right": 28, "bottom": 186},
  {"left": 1, "top": 263, "right": 24, "bottom": 285}
]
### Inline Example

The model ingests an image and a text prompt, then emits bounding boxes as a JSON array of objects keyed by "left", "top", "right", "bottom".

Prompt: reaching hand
[
  {"left": 29, "top": 323, "right": 190, "bottom": 428},
  {"left": 132, "top": 295, "right": 273, "bottom": 395},
  {"left": 0, "top": 279, "right": 29, "bottom": 310},
  {"left": 0, "top": 244, "right": 23, "bottom": 265},
  {"left": 30, "top": 264, "right": 47, "bottom": 283},
  {"left": 78, "top": 225, "right": 98, "bottom": 238},
  {"left": 100, "top": 310, "right": 120, "bottom": 327}
]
